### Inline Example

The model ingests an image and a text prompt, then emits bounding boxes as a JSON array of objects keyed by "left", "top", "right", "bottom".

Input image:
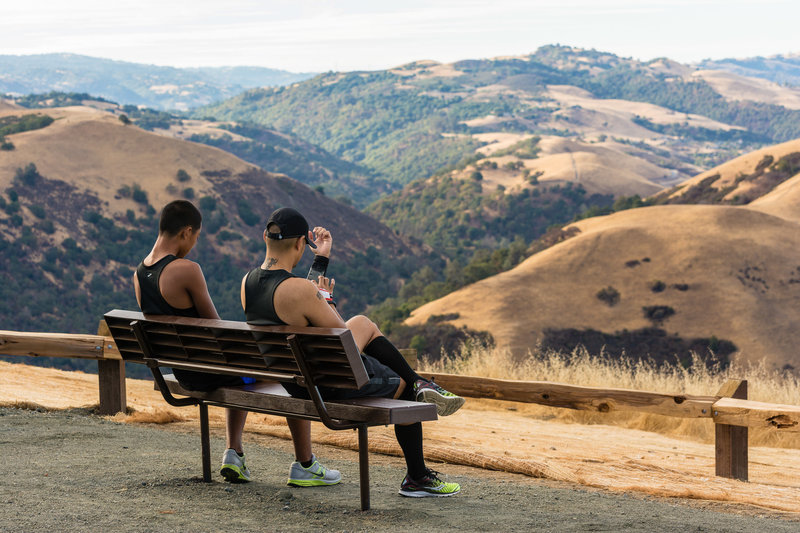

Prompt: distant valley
[{"left": 0, "top": 53, "right": 315, "bottom": 110}]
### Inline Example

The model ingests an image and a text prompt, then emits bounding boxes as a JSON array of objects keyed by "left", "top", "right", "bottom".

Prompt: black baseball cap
[{"left": 266, "top": 207, "right": 316, "bottom": 249}]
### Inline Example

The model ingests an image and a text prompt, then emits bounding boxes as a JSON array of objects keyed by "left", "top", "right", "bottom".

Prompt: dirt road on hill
[{"left": 1, "top": 407, "right": 799, "bottom": 533}]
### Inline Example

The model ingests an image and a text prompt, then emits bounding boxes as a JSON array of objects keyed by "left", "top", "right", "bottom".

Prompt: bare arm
[
  {"left": 158, "top": 259, "right": 220, "bottom": 319},
  {"left": 302, "top": 281, "right": 346, "bottom": 327},
  {"left": 183, "top": 263, "right": 220, "bottom": 319},
  {"left": 240, "top": 273, "right": 249, "bottom": 312}
]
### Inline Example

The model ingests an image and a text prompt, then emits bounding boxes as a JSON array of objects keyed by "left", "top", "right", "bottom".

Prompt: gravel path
[{"left": 1, "top": 407, "right": 798, "bottom": 533}]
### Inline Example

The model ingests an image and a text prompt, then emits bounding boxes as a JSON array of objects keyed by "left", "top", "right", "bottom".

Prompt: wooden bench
[{"left": 103, "top": 309, "right": 437, "bottom": 510}]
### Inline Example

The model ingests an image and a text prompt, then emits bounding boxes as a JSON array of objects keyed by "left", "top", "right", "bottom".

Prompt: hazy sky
[{"left": 2, "top": 0, "right": 798, "bottom": 72}]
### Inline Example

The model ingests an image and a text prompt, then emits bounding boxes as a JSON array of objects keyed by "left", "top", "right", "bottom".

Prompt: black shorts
[
  {"left": 173, "top": 368, "right": 246, "bottom": 392},
  {"left": 282, "top": 354, "right": 402, "bottom": 400}
]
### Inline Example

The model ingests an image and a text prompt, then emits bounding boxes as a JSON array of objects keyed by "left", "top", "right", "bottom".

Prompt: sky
[{"left": 2, "top": 0, "right": 799, "bottom": 72}]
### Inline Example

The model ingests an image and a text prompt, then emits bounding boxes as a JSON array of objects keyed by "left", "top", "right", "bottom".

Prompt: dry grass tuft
[
  {"left": 420, "top": 343, "right": 800, "bottom": 449},
  {"left": 111, "top": 408, "right": 186, "bottom": 425}
]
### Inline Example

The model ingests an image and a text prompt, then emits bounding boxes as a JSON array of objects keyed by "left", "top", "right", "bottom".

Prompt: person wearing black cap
[{"left": 241, "top": 207, "right": 464, "bottom": 497}]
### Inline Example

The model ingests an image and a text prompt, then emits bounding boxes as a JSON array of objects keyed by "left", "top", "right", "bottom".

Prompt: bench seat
[{"left": 161, "top": 373, "right": 437, "bottom": 426}]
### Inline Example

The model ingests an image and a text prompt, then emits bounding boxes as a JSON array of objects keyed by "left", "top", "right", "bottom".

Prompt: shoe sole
[
  {"left": 418, "top": 389, "right": 465, "bottom": 417},
  {"left": 398, "top": 488, "right": 460, "bottom": 498},
  {"left": 220, "top": 465, "right": 251, "bottom": 483},
  {"left": 287, "top": 478, "right": 341, "bottom": 487}
]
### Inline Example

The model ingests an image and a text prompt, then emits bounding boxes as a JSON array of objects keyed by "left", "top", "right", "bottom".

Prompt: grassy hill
[
  {"left": 405, "top": 140, "right": 800, "bottom": 370},
  {"left": 0, "top": 103, "right": 430, "bottom": 373},
  {"left": 10, "top": 93, "right": 385, "bottom": 207},
  {"left": 0, "top": 53, "right": 315, "bottom": 111}
]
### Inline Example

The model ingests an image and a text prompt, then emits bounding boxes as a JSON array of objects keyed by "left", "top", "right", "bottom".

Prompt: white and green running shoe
[
  {"left": 220, "top": 448, "right": 251, "bottom": 483},
  {"left": 414, "top": 378, "right": 465, "bottom": 416},
  {"left": 287, "top": 455, "right": 341, "bottom": 487},
  {"left": 399, "top": 469, "right": 461, "bottom": 498}
]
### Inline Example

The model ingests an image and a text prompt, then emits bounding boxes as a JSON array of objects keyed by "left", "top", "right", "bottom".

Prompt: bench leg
[
  {"left": 199, "top": 403, "right": 212, "bottom": 482},
  {"left": 358, "top": 425, "right": 370, "bottom": 511}
]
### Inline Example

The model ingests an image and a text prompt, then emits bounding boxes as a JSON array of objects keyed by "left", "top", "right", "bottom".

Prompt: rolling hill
[
  {"left": 0, "top": 103, "right": 426, "bottom": 349},
  {"left": 406, "top": 141, "right": 800, "bottom": 370},
  {"left": 198, "top": 45, "right": 800, "bottom": 194}
]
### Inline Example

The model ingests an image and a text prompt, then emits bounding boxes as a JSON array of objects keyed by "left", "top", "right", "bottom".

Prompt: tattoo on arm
[
  {"left": 315, "top": 291, "right": 323, "bottom": 300},
  {"left": 266, "top": 257, "right": 278, "bottom": 268}
]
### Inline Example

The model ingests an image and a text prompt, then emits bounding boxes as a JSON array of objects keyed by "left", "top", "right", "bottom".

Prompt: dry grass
[{"left": 420, "top": 343, "right": 800, "bottom": 449}]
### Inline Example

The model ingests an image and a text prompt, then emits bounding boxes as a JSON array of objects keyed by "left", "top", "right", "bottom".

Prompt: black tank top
[
  {"left": 136, "top": 255, "right": 229, "bottom": 391},
  {"left": 244, "top": 267, "right": 297, "bottom": 326},
  {"left": 136, "top": 255, "right": 199, "bottom": 317}
]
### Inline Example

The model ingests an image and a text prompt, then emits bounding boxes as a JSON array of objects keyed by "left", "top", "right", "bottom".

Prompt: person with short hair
[
  {"left": 241, "top": 207, "right": 464, "bottom": 497},
  {"left": 134, "top": 200, "right": 340, "bottom": 486}
]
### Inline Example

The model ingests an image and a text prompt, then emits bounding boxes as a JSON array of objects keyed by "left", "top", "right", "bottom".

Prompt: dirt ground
[
  {"left": 3, "top": 361, "right": 800, "bottom": 530},
  {"left": 3, "top": 406, "right": 800, "bottom": 533}
]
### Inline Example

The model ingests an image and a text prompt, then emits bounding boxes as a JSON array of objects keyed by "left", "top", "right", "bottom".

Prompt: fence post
[
  {"left": 97, "top": 320, "right": 126, "bottom": 415},
  {"left": 714, "top": 379, "right": 748, "bottom": 481}
]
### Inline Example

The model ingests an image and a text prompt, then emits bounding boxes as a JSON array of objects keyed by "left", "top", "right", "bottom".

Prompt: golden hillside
[
  {"left": 663, "top": 137, "right": 800, "bottom": 202},
  {"left": 0, "top": 105, "right": 412, "bottom": 258},
  {"left": 408, "top": 158, "right": 800, "bottom": 369}
]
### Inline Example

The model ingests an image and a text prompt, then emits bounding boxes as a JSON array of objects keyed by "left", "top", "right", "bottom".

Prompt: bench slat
[{"left": 161, "top": 375, "right": 437, "bottom": 425}]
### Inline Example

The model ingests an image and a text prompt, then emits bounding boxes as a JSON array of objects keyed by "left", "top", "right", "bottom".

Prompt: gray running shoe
[
  {"left": 413, "top": 378, "right": 465, "bottom": 416},
  {"left": 287, "top": 455, "right": 341, "bottom": 487},
  {"left": 220, "top": 448, "right": 251, "bottom": 483}
]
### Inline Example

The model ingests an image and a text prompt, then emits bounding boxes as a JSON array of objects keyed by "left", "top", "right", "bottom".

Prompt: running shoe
[
  {"left": 398, "top": 469, "right": 461, "bottom": 498},
  {"left": 287, "top": 455, "right": 342, "bottom": 487},
  {"left": 413, "top": 378, "right": 465, "bottom": 416},
  {"left": 220, "top": 448, "right": 251, "bottom": 483}
]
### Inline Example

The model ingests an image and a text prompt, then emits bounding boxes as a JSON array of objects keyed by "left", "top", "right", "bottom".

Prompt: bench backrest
[{"left": 104, "top": 309, "right": 369, "bottom": 390}]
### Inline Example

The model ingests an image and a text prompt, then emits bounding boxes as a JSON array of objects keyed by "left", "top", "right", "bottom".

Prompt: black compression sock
[
  {"left": 363, "top": 336, "right": 423, "bottom": 385},
  {"left": 300, "top": 458, "right": 314, "bottom": 468},
  {"left": 394, "top": 422, "right": 426, "bottom": 480}
]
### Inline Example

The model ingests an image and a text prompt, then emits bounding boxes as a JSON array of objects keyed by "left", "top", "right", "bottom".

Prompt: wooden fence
[{"left": 2, "top": 323, "right": 799, "bottom": 483}]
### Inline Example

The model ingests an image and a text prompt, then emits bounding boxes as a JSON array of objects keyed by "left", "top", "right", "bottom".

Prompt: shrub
[
  {"left": 0, "top": 140, "right": 14, "bottom": 151},
  {"left": 14, "top": 163, "right": 41, "bottom": 187},
  {"left": 237, "top": 199, "right": 260, "bottom": 226},
  {"left": 596, "top": 286, "right": 620, "bottom": 306},
  {"left": 126, "top": 209, "right": 136, "bottom": 223},
  {"left": 642, "top": 305, "right": 675, "bottom": 324},
  {"left": 314, "top": 185, "right": 325, "bottom": 195},
  {"left": 672, "top": 283, "right": 689, "bottom": 291},
  {"left": 28, "top": 204, "right": 46, "bottom": 219},
  {"left": 182, "top": 187, "right": 195, "bottom": 199},
  {"left": 176, "top": 169, "right": 191, "bottom": 182},
  {"left": 117, "top": 185, "right": 131, "bottom": 198},
  {"left": 469, "top": 171, "right": 483, "bottom": 181},
  {"left": 198, "top": 196, "right": 216, "bottom": 212},
  {"left": 7, "top": 190, "right": 18, "bottom": 202},
  {"left": 649, "top": 280, "right": 666, "bottom": 293},
  {"left": 131, "top": 184, "right": 148, "bottom": 204},
  {"left": 37, "top": 219, "right": 55, "bottom": 234},
  {"left": 119, "top": 114, "right": 131, "bottom": 125}
]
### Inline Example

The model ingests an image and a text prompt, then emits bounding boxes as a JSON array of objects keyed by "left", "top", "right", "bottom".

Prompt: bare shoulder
[
  {"left": 166, "top": 258, "right": 202, "bottom": 274},
  {"left": 281, "top": 277, "right": 318, "bottom": 300},
  {"left": 162, "top": 258, "right": 204, "bottom": 285}
]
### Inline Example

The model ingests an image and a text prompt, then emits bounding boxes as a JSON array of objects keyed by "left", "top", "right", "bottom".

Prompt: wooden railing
[
  {"left": 0, "top": 321, "right": 125, "bottom": 415},
  {"left": 2, "top": 325, "right": 799, "bottom": 482}
]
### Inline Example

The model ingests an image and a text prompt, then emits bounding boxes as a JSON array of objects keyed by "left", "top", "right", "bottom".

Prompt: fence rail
[{"left": 3, "top": 323, "right": 800, "bottom": 482}]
